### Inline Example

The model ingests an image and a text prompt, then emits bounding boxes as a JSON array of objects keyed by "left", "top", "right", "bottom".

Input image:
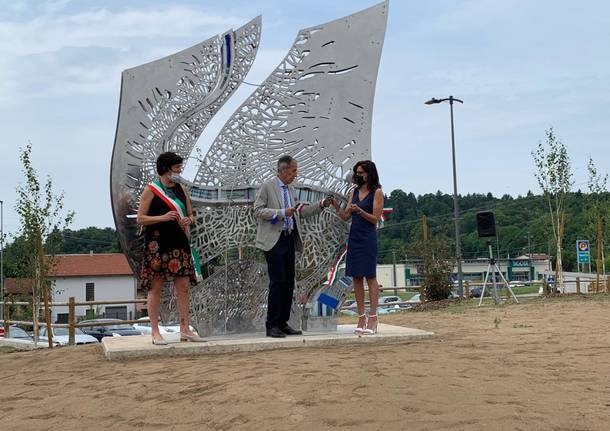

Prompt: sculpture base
[{"left": 101, "top": 323, "right": 434, "bottom": 360}]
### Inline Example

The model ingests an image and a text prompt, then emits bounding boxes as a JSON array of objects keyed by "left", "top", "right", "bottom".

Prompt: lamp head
[{"left": 425, "top": 98, "right": 441, "bottom": 105}]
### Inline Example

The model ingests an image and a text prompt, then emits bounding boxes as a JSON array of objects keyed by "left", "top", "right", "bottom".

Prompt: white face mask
[{"left": 169, "top": 173, "right": 185, "bottom": 184}]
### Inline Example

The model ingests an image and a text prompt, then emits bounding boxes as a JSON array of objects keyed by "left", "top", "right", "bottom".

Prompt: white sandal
[
  {"left": 362, "top": 314, "right": 378, "bottom": 335},
  {"left": 354, "top": 314, "right": 367, "bottom": 334}
]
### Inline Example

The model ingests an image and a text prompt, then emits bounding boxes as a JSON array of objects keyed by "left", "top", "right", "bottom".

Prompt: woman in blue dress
[{"left": 333, "top": 160, "right": 384, "bottom": 335}]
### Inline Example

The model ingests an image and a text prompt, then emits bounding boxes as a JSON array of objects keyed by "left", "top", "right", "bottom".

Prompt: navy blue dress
[{"left": 345, "top": 190, "right": 377, "bottom": 278}]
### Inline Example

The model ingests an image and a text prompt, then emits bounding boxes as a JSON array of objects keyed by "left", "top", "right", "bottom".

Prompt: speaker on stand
[{"left": 475, "top": 211, "right": 519, "bottom": 306}]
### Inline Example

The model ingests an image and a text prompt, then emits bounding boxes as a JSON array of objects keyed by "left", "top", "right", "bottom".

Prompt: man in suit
[{"left": 254, "top": 155, "right": 332, "bottom": 338}]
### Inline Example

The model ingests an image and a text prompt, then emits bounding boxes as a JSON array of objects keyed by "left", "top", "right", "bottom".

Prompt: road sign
[{"left": 576, "top": 240, "right": 590, "bottom": 264}]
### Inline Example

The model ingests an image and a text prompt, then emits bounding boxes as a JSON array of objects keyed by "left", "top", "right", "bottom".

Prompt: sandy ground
[{"left": 1, "top": 295, "right": 609, "bottom": 431}]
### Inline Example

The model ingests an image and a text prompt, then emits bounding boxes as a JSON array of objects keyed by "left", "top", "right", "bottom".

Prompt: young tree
[
  {"left": 15, "top": 143, "right": 74, "bottom": 347},
  {"left": 532, "top": 128, "right": 573, "bottom": 293},
  {"left": 410, "top": 216, "right": 455, "bottom": 301},
  {"left": 587, "top": 158, "right": 608, "bottom": 287}
]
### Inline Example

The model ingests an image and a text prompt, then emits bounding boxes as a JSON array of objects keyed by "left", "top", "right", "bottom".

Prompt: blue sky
[{"left": 1, "top": 0, "right": 609, "bottom": 235}]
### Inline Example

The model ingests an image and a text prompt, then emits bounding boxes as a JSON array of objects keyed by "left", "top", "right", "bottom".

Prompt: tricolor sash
[{"left": 147, "top": 181, "right": 203, "bottom": 281}]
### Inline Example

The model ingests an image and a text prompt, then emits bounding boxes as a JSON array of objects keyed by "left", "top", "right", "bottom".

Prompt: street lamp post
[
  {"left": 0, "top": 199, "right": 3, "bottom": 320},
  {"left": 425, "top": 96, "right": 464, "bottom": 298}
]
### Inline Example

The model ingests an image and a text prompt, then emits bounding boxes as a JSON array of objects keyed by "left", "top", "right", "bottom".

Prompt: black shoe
[
  {"left": 280, "top": 324, "right": 302, "bottom": 336},
  {"left": 266, "top": 327, "right": 286, "bottom": 338}
]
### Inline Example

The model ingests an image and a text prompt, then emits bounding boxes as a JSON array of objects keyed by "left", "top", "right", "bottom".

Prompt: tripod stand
[{"left": 478, "top": 240, "right": 519, "bottom": 306}]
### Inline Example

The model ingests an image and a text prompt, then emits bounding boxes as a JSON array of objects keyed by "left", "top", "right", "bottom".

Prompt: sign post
[{"left": 576, "top": 240, "right": 591, "bottom": 273}]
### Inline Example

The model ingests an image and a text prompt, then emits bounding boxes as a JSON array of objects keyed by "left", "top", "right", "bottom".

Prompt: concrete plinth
[{"left": 101, "top": 324, "right": 433, "bottom": 360}]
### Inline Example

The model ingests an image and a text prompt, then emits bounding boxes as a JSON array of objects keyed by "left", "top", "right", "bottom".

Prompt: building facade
[
  {"left": 49, "top": 253, "right": 137, "bottom": 322},
  {"left": 376, "top": 255, "right": 551, "bottom": 288}
]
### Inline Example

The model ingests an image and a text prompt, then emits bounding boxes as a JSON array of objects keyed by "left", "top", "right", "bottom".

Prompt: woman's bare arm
[
  {"left": 334, "top": 190, "right": 354, "bottom": 221},
  {"left": 356, "top": 188, "right": 384, "bottom": 225},
  {"left": 136, "top": 187, "right": 179, "bottom": 226}
]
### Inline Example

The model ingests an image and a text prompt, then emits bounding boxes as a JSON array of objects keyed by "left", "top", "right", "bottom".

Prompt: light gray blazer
[{"left": 253, "top": 177, "right": 324, "bottom": 252}]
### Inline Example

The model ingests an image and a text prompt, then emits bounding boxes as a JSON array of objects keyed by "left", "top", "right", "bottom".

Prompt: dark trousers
[{"left": 264, "top": 231, "right": 296, "bottom": 329}]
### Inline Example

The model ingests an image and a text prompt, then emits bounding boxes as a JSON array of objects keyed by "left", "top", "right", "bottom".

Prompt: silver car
[{"left": 39, "top": 326, "right": 99, "bottom": 346}]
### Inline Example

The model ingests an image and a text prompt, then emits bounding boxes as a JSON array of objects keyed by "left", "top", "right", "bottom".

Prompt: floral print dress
[{"left": 140, "top": 183, "right": 197, "bottom": 290}]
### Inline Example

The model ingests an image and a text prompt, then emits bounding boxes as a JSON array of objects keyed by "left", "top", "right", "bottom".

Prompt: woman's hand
[
  {"left": 348, "top": 203, "right": 361, "bottom": 214},
  {"left": 160, "top": 211, "right": 180, "bottom": 222},
  {"left": 179, "top": 216, "right": 192, "bottom": 228}
]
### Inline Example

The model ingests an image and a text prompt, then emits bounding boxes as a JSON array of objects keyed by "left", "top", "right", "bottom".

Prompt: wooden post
[
  {"left": 2, "top": 303, "right": 9, "bottom": 337},
  {"left": 422, "top": 215, "right": 429, "bottom": 301},
  {"left": 606, "top": 277, "right": 610, "bottom": 294},
  {"left": 542, "top": 278, "right": 548, "bottom": 295},
  {"left": 464, "top": 280, "right": 470, "bottom": 299},
  {"left": 422, "top": 215, "right": 429, "bottom": 259},
  {"left": 595, "top": 278, "right": 600, "bottom": 293},
  {"left": 596, "top": 218, "right": 602, "bottom": 295},
  {"left": 576, "top": 277, "right": 581, "bottom": 294},
  {"left": 68, "top": 297, "right": 75, "bottom": 346},
  {"left": 41, "top": 283, "right": 53, "bottom": 348}
]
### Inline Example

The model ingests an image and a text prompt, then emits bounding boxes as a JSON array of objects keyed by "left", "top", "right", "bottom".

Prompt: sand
[{"left": 1, "top": 295, "right": 609, "bottom": 431}]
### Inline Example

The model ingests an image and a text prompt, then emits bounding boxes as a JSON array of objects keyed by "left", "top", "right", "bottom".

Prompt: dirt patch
[{"left": 0, "top": 296, "right": 609, "bottom": 430}]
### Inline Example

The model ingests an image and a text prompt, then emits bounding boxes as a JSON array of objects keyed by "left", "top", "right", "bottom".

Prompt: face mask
[
  {"left": 353, "top": 174, "right": 366, "bottom": 186},
  {"left": 169, "top": 173, "right": 186, "bottom": 184}
]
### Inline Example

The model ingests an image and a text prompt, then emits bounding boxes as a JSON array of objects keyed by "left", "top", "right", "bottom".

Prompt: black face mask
[{"left": 353, "top": 174, "right": 366, "bottom": 187}]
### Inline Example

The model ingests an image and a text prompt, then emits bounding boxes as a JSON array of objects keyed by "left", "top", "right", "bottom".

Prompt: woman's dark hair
[
  {"left": 156, "top": 152, "right": 183, "bottom": 175},
  {"left": 353, "top": 160, "right": 381, "bottom": 191}
]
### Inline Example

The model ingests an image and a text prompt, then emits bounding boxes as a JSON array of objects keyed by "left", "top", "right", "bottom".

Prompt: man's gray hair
[{"left": 277, "top": 155, "right": 295, "bottom": 172}]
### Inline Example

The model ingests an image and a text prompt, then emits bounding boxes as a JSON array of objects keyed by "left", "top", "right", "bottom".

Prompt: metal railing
[
  {"left": 340, "top": 277, "right": 610, "bottom": 310},
  {"left": 1, "top": 298, "right": 147, "bottom": 347}
]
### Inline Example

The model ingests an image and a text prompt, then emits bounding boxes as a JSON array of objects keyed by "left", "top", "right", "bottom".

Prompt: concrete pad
[{"left": 101, "top": 323, "right": 434, "bottom": 360}]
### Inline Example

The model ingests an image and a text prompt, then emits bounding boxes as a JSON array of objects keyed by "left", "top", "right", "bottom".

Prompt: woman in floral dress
[{"left": 136, "top": 152, "right": 204, "bottom": 344}]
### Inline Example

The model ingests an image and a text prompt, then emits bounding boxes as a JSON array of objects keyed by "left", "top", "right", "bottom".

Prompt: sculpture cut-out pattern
[{"left": 111, "top": 2, "right": 388, "bottom": 335}]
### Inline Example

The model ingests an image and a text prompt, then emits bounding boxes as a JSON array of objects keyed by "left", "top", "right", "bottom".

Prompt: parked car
[
  {"left": 469, "top": 287, "right": 483, "bottom": 298},
  {"left": 1, "top": 325, "right": 41, "bottom": 347},
  {"left": 79, "top": 319, "right": 142, "bottom": 341},
  {"left": 406, "top": 293, "right": 423, "bottom": 304},
  {"left": 39, "top": 326, "right": 99, "bottom": 346},
  {"left": 342, "top": 299, "right": 357, "bottom": 308},
  {"left": 5, "top": 325, "right": 33, "bottom": 341},
  {"left": 132, "top": 317, "right": 194, "bottom": 335},
  {"left": 340, "top": 309, "right": 359, "bottom": 317},
  {"left": 378, "top": 305, "right": 401, "bottom": 314},
  {"left": 379, "top": 295, "right": 401, "bottom": 305}
]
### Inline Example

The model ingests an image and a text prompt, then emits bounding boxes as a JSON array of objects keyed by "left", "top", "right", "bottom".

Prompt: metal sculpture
[{"left": 110, "top": 1, "right": 388, "bottom": 335}]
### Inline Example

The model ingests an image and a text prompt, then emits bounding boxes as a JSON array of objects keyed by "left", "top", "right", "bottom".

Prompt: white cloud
[
  {"left": 0, "top": 6, "right": 245, "bottom": 56},
  {"left": 0, "top": 5, "right": 248, "bottom": 102}
]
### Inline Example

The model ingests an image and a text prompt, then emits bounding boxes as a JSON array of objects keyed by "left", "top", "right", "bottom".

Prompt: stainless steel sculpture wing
[
  {"left": 110, "top": 17, "right": 261, "bottom": 272},
  {"left": 110, "top": 2, "right": 388, "bottom": 335}
]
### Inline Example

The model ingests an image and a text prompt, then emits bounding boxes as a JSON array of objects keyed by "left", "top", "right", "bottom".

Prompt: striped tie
[{"left": 282, "top": 185, "right": 292, "bottom": 231}]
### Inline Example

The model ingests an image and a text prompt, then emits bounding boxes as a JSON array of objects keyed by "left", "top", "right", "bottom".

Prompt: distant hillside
[
  {"left": 4, "top": 190, "right": 607, "bottom": 276},
  {"left": 380, "top": 190, "right": 610, "bottom": 272}
]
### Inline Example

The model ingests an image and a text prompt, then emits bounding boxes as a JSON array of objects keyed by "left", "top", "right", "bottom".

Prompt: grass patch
[{"left": 0, "top": 346, "right": 17, "bottom": 354}]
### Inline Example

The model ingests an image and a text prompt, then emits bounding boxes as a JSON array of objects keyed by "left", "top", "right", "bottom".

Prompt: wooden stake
[
  {"left": 2, "top": 303, "right": 8, "bottom": 337},
  {"left": 68, "top": 297, "right": 75, "bottom": 346},
  {"left": 38, "top": 236, "right": 53, "bottom": 349},
  {"left": 596, "top": 217, "right": 602, "bottom": 294}
]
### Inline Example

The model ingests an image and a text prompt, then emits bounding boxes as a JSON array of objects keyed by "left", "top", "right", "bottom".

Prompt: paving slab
[{"left": 101, "top": 323, "right": 434, "bottom": 360}]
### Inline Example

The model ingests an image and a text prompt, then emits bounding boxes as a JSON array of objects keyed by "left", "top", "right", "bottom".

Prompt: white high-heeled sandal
[
  {"left": 354, "top": 314, "right": 367, "bottom": 334},
  {"left": 180, "top": 332, "right": 206, "bottom": 342},
  {"left": 362, "top": 314, "right": 378, "bottom": 335}
]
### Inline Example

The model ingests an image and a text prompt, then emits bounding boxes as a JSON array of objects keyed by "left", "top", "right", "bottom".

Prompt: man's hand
[{"left": 285, "top": 207, "right": 296, "bottom": 217}]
